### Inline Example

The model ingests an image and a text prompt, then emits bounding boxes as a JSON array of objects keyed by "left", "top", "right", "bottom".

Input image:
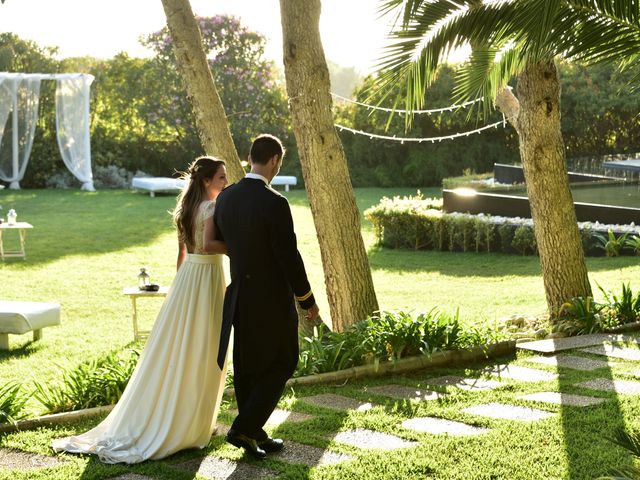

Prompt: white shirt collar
[{"left": 245, "top": 172, "right": 269, "bottom": 185}]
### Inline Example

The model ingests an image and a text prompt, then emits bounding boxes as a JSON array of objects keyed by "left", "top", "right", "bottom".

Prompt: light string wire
[{"left": 330, "top": 92, "right": 483, "bottom": 114}]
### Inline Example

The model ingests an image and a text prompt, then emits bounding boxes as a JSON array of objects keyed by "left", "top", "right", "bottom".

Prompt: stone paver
[
  {"left": 580, "top": 344, "right": 640, "bottom": 361},
  {"left": 517, "top": 392, "right": 606, "bottom": 407},
  {"left": 175, "top": 456, "right": 279, "bottom": 479},
  {"left": 227, "top": 409, "right": 314, "bottom": 427},
  {"left": 463, "top": 403, "right": 554, "bottom": 421},
  {"left": 299, "top": 393, "right": 373, "bottom": 412},
  {"left": 485, "top": 364, "right": 558, "bottom": 382},
  {"left": 0, "top": 448, "right": 65, "bottom": 470},
  {"left": 401, "top": 417, "right": 489, "bottom": 436},
  {"left": 525, "top": 354, "right": 617, "bottom": 371},
  {"left": 425, "top": 375, "right": 501, "bottom": 391},
  {"left": 333, "top": 428, "right": 417, "bottom": 450},
  {"left": 270, "top": 440, "right": 352, "bottom": 466},
  {"left": 576, "top": 378, "right": 640, "bottom": 395},
  {"left": 516, "top": 334, "right": 621, "bottom": 353},
  {"left": 368, "top": 384, "right": 446, "bottom": 401},
  {"left": 108, "top": 475, "right": 155, "bottom": 480}
]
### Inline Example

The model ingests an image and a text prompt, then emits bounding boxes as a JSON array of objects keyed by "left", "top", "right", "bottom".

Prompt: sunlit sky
[{"left": 0, "top": 0, "right": 396, "bottom": 74}]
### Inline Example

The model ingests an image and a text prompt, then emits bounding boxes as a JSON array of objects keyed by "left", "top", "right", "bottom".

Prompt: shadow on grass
[{"left": 0, "top": 189, "right": 176, "bottom": 267}]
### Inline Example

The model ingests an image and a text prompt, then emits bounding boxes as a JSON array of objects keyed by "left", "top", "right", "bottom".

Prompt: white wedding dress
[{"left": 53, "top": 200, "right": 227, "bottom": 463}]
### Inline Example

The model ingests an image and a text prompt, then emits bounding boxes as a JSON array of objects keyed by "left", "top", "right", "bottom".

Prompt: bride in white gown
[{"left": 53, "top": 157, "right": 229, "bottom": 464}]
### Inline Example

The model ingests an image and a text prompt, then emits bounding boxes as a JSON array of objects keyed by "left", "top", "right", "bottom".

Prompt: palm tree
[{"left": 375, "top": 0, "right": 640, "bottom": 316}]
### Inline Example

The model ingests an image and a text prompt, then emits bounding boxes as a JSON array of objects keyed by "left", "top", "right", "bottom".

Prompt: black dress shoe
[
  {"left": 225, "top": 430, "right": 267, "bottom": 459},
  {"left": 258, "top": 437, "right": 285, "bottom": 453}
]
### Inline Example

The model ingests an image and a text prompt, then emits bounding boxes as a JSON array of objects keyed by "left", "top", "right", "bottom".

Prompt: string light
[
  {"left": 334, "top": 120, "right": 506, "bottom": 143},
  {"left": 331, "top": 92, "right": 484, "bottom": 114}
]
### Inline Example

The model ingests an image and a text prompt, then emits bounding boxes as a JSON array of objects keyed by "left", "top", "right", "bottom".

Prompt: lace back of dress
[{"left": 193, "top": 200, "right": 216, "bottom": 254}]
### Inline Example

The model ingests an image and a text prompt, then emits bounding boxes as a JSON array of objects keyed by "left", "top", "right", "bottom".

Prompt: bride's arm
[
  {"left": 203, "top": 215, "right": 227, "bottom": 254},
  {"left": 177, "top": 240, "right": 187, "bottom": 270}
]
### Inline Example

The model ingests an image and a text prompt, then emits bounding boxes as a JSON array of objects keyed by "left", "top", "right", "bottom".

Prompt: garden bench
[
  {"left": 0, "top": 300, "right": 60, "bottom": 350},
  {"left": 132, "top": 175, "right": 298, "bottom": 196},
  {"left": 270, "top": 175, "right": 297, "bottom": 191}
]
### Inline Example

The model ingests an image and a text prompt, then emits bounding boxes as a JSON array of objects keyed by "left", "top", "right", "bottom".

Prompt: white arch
[{"left": 0, "top": 72, "right": 95, "bottom": 190}]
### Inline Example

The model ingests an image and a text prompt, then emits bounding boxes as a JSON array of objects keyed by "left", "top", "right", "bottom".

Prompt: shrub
[
  {"left": 598, "top": 282, "right": 640, "bottom": 325},
  {"left": 0, "top": 382, "right": 28, "bottom": 424},
  {"left": 595, "top": 229, "right": 629, "bottom": 257},
  {"left": 555, "top": 296, "right": 613, "bottom": 335},
  {"left": 512, "top": 225, "right": 537, "bottom": 255},
  {"left": 34, "top": 349, "right": 139, "bottom": 414}
]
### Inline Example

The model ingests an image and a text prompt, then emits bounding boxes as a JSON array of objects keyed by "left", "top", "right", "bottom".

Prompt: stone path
[{"left": 5, "top": 333, "right": 640, "bottom": 479}]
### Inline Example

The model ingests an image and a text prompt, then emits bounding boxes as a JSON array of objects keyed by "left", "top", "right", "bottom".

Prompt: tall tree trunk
[
  {"left": 498, "top": 60, "right": 592, "bottom": 315},
  {"left": 160, "top": 0, "right": 244, "bottom": 182},
  {"left": 280, "top": 0, "right": 379, "bottom": 331}
]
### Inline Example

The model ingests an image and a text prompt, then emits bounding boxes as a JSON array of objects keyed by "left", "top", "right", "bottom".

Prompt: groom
[{"left": 214, "top": 133, "right": 319, "bottom": 458}]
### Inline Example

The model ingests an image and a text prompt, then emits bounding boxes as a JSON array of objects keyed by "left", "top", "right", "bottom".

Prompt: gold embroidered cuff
[{"left": 296, "top": 290, "right": 313, "bottom": 302}]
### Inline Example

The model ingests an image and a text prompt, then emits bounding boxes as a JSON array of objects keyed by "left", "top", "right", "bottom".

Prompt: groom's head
[{"left": 249, "top": 134, "right": 284, "bottom": 180}]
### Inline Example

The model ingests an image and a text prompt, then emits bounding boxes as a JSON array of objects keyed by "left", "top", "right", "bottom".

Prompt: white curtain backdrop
[
  {"left": 56, "top": 75, "right": 94, "bottom": 191},
  {"left": 0, "top": 74, "right": 42, "bottom": 189}
]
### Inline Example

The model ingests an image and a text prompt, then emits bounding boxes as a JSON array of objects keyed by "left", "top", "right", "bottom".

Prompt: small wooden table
[
  {"left": 0, "top": 222, "right": 33, "bottom": 260},
  {"left": 122, "top": 286, "right": 169, "bottom": 341}
]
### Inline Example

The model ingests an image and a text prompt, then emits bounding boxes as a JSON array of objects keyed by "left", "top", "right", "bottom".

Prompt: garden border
[{"left": 0, "top": 340, "right": 516, "bottom": 434}]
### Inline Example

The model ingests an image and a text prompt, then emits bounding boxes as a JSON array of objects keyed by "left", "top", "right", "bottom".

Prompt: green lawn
[
  {"left": 1, "top": 187, "right": 638, "bottom": 410},
  {"left": 2, "top": 187, "right": 640, "bottom": 479}
]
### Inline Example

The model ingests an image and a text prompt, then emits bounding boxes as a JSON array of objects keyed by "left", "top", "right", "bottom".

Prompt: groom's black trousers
[{"left": 230, "top": 346, "right": 293, "bottom": 441}]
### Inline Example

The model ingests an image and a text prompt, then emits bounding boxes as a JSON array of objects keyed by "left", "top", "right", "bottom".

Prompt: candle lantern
[{"left": 138, "top": 267, "right": 151, "bottom": 290}]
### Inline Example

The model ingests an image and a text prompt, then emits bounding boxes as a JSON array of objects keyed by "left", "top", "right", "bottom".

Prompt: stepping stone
[
  {"left": 299, "top": 393, "right": 373, "bottom": 412},
  {"left": 401, "top": 417, "right": 489, "bottom": 436},
  {"left": 270, "top": 440, "right": 352, "bottom": 466},
  {"left": 580, "top": 345, "right": 640, "bottom": 361},
  {"left": 463, "top": 403, "right": 554, "bottom": 421},
  {"left": 425, "top": 375, "right": 501, "bottom": 391},
  {"left": 485, "top": 364, "right": 558, "bottom": 382},
  {"left": 333, "top": 428, "right": 417, "bottom": 450},
  {"left": 174, "top": 456, "right": 279, "bottom": 479},
  {"left": 516, "top": 333, "right": 620, "bottom": 353},
  {"left": 108, "top": 475, "right": 155, "bottom": 480},
  {"left": 368, "top": 384, "right": 446, "bottom": 401},
  {"left": 0, "top": 448, "right": 65, "bottom": 470},
  {"left": 517, "top": 392, "right": 606, "bottom": 407},
  {"left": 525, "top": 354, "right": 617, "bottom": 371},
  {"left": 575, "top": 378, "right": 640, "bottom": 395},
  {"left": 227, "top": 409, "right": 314, "bottom": 427}
]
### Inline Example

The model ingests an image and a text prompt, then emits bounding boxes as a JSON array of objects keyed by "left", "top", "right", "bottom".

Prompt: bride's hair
[{"left": 173, "top": 156, "right": 225, "bottom": 249}]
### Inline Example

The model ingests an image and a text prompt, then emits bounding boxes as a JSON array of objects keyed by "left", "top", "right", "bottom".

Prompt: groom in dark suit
[{"left": 214, "top": 134, "right": 319, "bottom": 458}]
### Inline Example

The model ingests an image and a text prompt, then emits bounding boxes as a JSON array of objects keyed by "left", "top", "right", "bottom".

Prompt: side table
[
  {"left": 0, "top": 222, "right": 33, "bottom": 260},
  {"left": 122, "top": 286, "right": 169, "bottom": 341}
]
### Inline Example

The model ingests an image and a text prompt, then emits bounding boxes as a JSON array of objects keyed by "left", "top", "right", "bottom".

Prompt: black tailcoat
[{"left": 215, "top": 177, "right": 315, "bottom": 376}]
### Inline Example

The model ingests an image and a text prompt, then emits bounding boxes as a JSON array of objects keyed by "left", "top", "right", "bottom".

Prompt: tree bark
[
  {"left": 280, "top": 0, "right": 379, "bottom": 331},
  {"left": 497, "top": 60, "right": 592, "bottom": 315},
  {"left": 160, "top": 0, "right": 245, "bottom": 182}
]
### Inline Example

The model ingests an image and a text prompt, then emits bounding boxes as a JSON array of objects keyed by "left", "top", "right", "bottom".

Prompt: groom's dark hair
[{"left": 249, "top": 134, "right": 285, "bottom": 165}]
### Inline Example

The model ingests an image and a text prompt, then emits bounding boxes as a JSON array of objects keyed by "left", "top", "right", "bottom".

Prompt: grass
[
  {"left": 1, "top": 187, "right": 640, "bottom": 478},
  {"left": 1, "top": 187, "right": 639, "bottom": 412},
  {"left": 2, "top": 348, "right": 640, "bottom": 479}
]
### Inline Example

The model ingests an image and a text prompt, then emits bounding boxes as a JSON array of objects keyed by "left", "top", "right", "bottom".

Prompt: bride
[{"left": 53, "top": 156, "right": 229, "bottom": 463}]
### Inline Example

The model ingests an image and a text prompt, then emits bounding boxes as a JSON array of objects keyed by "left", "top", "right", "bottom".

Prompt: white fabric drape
[
  {"left": 55, "top": 75, "right": 94, "bottom": 191},
  {"left": 0, "top": 75, "right": 42, "bottom": 189}
]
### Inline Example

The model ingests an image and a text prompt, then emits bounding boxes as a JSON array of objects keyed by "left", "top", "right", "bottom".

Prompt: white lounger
[
  {"left": 132, "top": 175, "right": 298, "bottom": 196},
  {"left": 0, "top": 300, "right": 61, "bottom": 350}
]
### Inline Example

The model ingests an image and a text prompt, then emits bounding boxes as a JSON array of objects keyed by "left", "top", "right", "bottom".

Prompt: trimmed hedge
[{"left": 365, "top": 194, "right": 640, "bottom": 256}]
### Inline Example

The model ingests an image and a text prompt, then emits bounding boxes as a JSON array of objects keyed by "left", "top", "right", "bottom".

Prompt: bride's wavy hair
[{"left": 173, "top": 156, "right": 225, "bottom": 249}]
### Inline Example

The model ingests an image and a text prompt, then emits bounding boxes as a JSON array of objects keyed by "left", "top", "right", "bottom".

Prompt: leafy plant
[
  {"left": 34, "top": 349, "right": 140, "bottom": 414},
  {"left": 0, "top": 382, "right": 28, "bottom": 424},
  {"left": 598, "top": 428, "right": 640, "bottom": 479},
  {"left": 598, "top": 282, "right": 640, "bottom": 325},
  {"left": 512, "top": 225, "right": 537, "bottom": 255},
  {"left": 625, "top": 235, "right": 640, "bottom": 255},
  {"left": 297, "top": 323, "right": 361, "bottom": 377},
  {"left": 556, "top": 296, "right": 612, "bottom": 335},
  {"left": 595, "top": 229, "right": 629, "bottom": 257}
]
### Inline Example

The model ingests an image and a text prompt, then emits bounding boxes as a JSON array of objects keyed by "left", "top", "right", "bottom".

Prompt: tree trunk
[
  {"left": 159, "top": 0, "right": 245, "bottom": 182},
  {"left": 501, "top": 60, "right": 592, "bottom": 315},
  {"left": 279, "top": 0, "right": 379, "bottom": 331}
]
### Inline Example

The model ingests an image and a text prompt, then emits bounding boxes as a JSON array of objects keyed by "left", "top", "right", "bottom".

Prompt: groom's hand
[{"left": 305, "top": 303, "right": 319, "bottom": 322}]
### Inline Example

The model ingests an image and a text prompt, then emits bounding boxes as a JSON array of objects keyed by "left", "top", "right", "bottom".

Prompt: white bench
[
  {"left": 0, "top": 301, "right": 61, "bottom": 350},
  {"left": 271, "top": 175, "right": 297, "bottom": 191},
  {"left": 132, "top": 175, "right": 298, "bottom": 196}
]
